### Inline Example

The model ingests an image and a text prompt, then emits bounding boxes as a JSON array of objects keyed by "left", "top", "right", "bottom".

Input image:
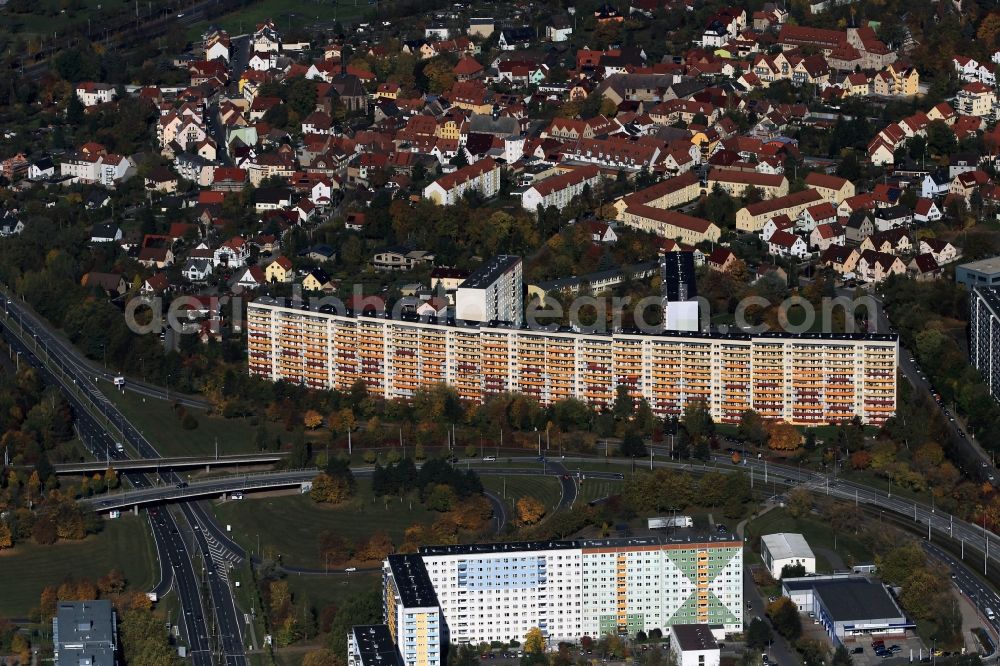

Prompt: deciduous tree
[{"left": 517, "top": 496, "right": 546, "bottom": 525}]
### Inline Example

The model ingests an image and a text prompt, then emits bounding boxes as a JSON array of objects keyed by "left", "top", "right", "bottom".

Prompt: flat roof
[
  {"left": 973, "top": 287, "right": 1000, "bottom": 315},
  {"left": 419, "top": 534, "right": 740, "bottom": 557},
  {"left": 761, "top": 533, "right": 815, "bottom": 561},
  {"left": 785, "top": 577, "right": 904, "bottom": 623},
  {"left": 386, "top": 554, "right": 439, "bottom": 608},
  {"left": 460, "top": 254, "right": 521, "bottom": 289},
  {"left": 959, "top": 255, "right": 1000, "bottom": 276},
  {"left": 672, "top": 624, "right": 719, "bottom": 652},
  {"left": 351, "top": 625, "right": 404, "bottom": 666},
  {"left": 53, "top": 600, "right": 116, "bottom": 666},
  {"left": 250, "top": 297, "right": 899, "bottom": 344}
]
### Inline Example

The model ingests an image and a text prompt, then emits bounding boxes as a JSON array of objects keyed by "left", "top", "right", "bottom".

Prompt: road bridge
[{"left": 55, "top": 452, "right": 287, "bottom": 475}]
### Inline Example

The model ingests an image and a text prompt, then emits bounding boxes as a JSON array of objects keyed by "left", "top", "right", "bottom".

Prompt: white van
[{"left": 986, "top": 607, "right": 996, "bottom": 621}]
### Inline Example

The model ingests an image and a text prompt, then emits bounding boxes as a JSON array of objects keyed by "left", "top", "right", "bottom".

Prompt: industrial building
[
  {"left": 760, "top": 533, "right": 817, "bottom": 579},
  {"left": 53, "top": 600, "right": 117, "bottom": 666},
  {"left": 956, "top": 256, "right": 1000, "bottom": 289},
  {"left": 782, "top": 575, "right": 910, "bottom": 643},
  {"left": 248, "top": 297, "right": 899, "bottom": 425}
]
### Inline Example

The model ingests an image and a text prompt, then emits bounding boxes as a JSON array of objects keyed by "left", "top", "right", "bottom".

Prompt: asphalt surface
[
  {"left": 54, "top": 452, "right": 287, "bottom": 474},
  {"left": 0, "top": 295, "right": 240, "bottom": 665},
  {"left": 0, "top": 289, "right": 206, "bottom": 409},
  {"left": 82, "top": 469, "right": 319, "bottom": 510},
  {"left": 923, "top": 541, "right": 1000, "bottom": 640}
]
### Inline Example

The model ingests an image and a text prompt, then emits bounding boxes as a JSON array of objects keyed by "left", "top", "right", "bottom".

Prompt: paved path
[{"left": 812, "top": 546, "right": 845, "bottom": 571}]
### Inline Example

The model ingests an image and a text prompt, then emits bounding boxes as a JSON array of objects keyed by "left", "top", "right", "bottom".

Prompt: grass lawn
[
  {"left": 211, "top": 481, "right": 439, "bottom": 569},
  {"left": 185, "top": 0, "right": 367, "bottom": 40},
  {"left": 283, "top": 570, "right": 379, "bottom": 613},
  {"left": 0, "top": 515, "right": 157, "bottom": 617},
  {"left": 99, "top": 384, "right": 262, "bottom": 457},
  {"left": 2, "top": 0, "right": 118, "bottom": 38},
  {"left": 576, "top": 479, "right": 623, "bottom": 506},
  {"left": 482, "top": 475, "right": 563, "bottom": 515},
  {"left": 745, "top": 507, "right": 873, "bottom": 572}
]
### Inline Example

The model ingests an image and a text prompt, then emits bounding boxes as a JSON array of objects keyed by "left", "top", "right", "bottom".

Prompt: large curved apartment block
[{"left": 247, "top": 298, "right": 898, "bottom": 425}]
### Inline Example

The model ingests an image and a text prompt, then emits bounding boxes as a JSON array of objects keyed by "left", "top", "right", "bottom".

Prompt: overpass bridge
[
  {"left": 81, "top": 469, "right": 318, "bottom": 512},
  {"left": 55, "top": 452, "right": 288, "bottom": 475},
  {"left": 80, "top": 464, "right": 626, "bottom": 513}
]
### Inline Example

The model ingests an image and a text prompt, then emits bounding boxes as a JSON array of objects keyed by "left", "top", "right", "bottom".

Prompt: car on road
[
  {"left": 345, "top": 567, "right": 357, "bottom": 572},
  {"left": 482, "top": 456, "right": 496, "bottom": 462}
]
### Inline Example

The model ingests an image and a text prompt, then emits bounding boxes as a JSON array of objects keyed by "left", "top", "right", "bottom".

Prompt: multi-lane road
[{"left": 0, "top": 293, "right": 244, "bottom": 665}]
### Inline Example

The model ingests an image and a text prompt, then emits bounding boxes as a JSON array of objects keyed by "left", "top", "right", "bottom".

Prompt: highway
[{"left": 0, "top": 296, "right": 242, "bottom": 664}]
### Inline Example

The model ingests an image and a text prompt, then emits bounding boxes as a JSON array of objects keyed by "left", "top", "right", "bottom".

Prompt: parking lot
[{"left": 836, "top": 635, "right": 928, "bottom": 666}]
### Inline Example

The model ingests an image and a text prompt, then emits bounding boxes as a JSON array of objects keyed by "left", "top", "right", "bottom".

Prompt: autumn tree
[
  {"left": 766, "top": 421, "right": 802, "bottom": 451},
  {"left": 424, "top": 58, "right": 456, "bottom": 94},
  {"left": 310, "top": 473, "right": 352, "bottom": 504},
  {"left": 524, "top": 627, "right": 546, "bottom": 654},
  {"left": 516, "top": 496, "right": 546, "bottom": 525},
  {"left": 0, "top": 521, "right": 12, "bottom": 549},
  {"left": 303, "top": 410, "right": 324, "bottom": 430},
  {"left": 303, "top": 648, "right": 340, "bottom": 666},
  {"left": 356, "top": 532, "right": 394, "bottom": 561}
]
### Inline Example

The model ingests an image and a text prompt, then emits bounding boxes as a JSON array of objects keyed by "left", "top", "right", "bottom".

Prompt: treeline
[
  {"left": 623, "top": 468, "right": 752, "bottom": 520},
  {"left": 0, "top": 488, "right": 99, "bottom": 550},
  {"left": 371, "top": 457, "right": 483, "bottom": 501}
]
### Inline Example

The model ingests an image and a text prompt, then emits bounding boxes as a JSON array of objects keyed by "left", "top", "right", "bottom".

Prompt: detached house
[
  {"left": 809, "top": 222, "right": 845, "bottom": 251},
  {"left": 919, "top": 238, "right": 961, "bottom": 265},
  {"left": 76, "top": 82, "right": 115, "bottom": 107},
  {"left": 767, "top": 229, "right": 810, "bottom": 259},
  {"left": 820, "top": 244, "right": 860, "bottom": 276},
  {"left": 804, "top": 172, "right": 855, "bottom": 205},
  {"left": 213, "top": 237, "right": 250, "bottom": 268},
  {"left": 265, "top": 256, "right": 294, "bottom": 283},
  {"left": 860, "top": 228, "right": 911, "bottom": 256}
]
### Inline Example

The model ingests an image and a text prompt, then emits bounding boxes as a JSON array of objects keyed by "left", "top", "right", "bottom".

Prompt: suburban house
[
  {"left": 265, "top": 256, "right": 294, "bottom": 283},
  {"left": 919, "top": 238, "right": 961, "bottom": 265},
  {"left": 809, "top": 222, "right": 845, "bottom": 251},
  {"left": 768, "top": 229, "right": 810, "bottom": 259},
  {"left": 856, "top": 249, "right": 907, "bottom": 283}
]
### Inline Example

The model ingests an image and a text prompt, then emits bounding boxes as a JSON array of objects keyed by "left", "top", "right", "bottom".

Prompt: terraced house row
[{"left": 247, "top": 298, "right": 899, "bottom": 425}]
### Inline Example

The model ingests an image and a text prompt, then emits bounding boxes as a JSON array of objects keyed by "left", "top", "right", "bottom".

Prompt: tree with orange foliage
[
  {"left": 850, "top": 451, "right": 873, "bottom": 469},
  {"left": 766, "top": 421, "right": 802, "bottom": 451},
  {"left": 303, "top": 410, "right": 324, "bottom": 430},
  {"left": 517, "top": 496, "right": 546, "bottom": 525}
]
